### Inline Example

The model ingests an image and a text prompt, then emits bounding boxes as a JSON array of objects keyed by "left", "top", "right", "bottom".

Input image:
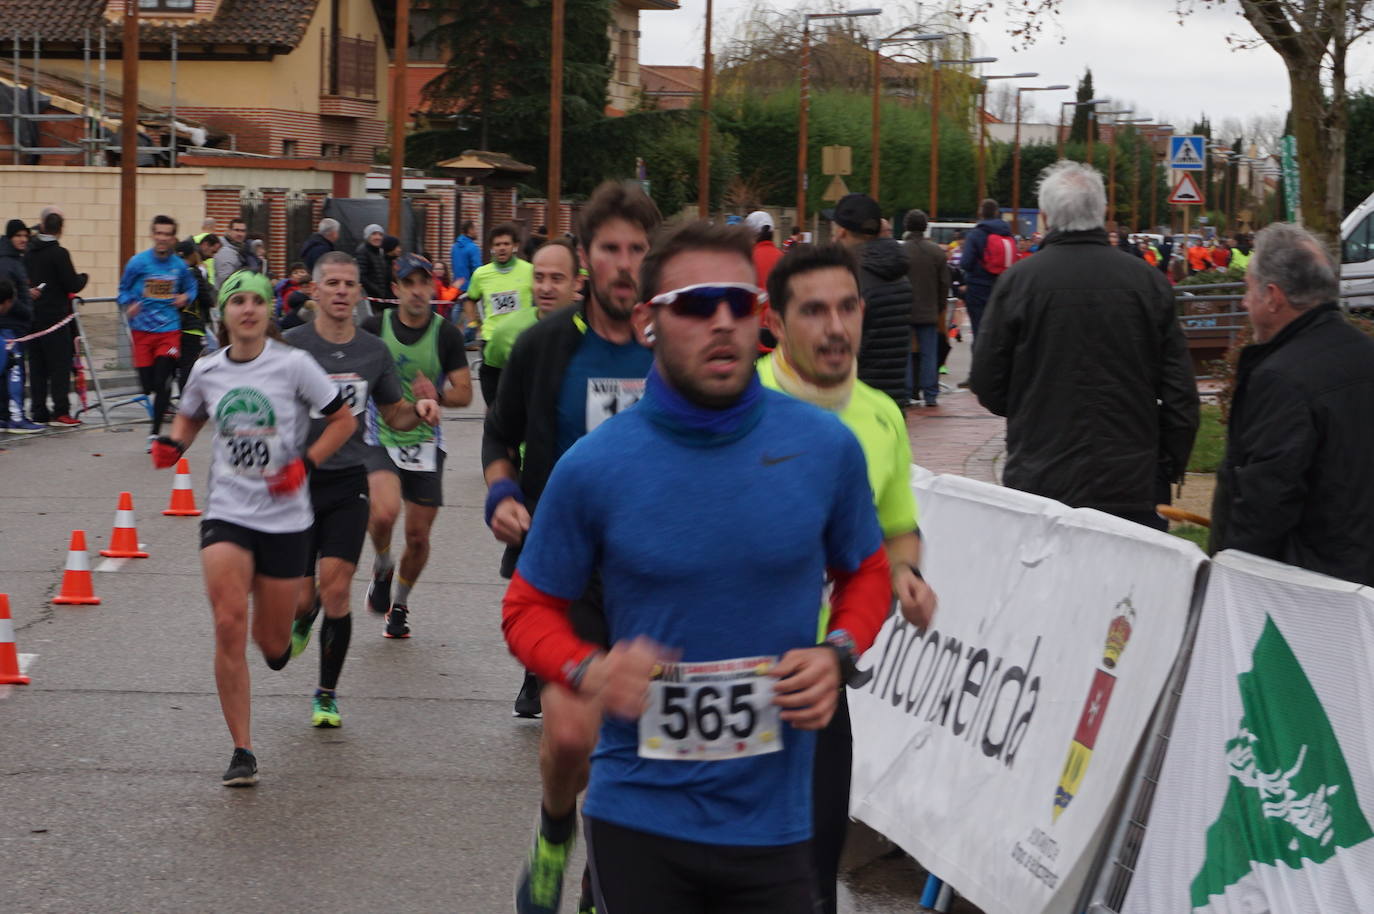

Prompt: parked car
[{"left": 1341, "top": 191, "right": 1374, "bottom": 308}]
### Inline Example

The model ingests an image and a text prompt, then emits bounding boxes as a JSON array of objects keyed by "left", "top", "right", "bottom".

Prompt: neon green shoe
[
  {"left": 291, "top": 598, "right": 320, "bottom": 658},
  {"left": 514, "top": 828, "right": 573, "bottom": 914},
  {"left": 311, "top": 689, "right": 341, "bottom": 728}
]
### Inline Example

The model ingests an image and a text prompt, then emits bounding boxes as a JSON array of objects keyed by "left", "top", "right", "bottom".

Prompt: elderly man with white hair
[
  {"left": 300, "top": 217, "right": 340, "bottom": 272},
  {"left": 969, "top": 160, "right": 1199, "bottom": 530}
]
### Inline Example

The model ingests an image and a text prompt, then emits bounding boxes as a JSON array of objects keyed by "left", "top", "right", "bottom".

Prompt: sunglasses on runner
[{"left": 647, "top": 283, "right": 767, "bottom": 320}]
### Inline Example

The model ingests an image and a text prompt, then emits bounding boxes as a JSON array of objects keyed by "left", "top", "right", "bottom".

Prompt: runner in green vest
[
  {"left": 758, "top": 241, "right": 938, "bottom": 914},
  {"left": 360, "top": 254, "right": 473, "bottom": 639},
  {"left": 465, "top": 222, "right": 534, "bottom": 407}
]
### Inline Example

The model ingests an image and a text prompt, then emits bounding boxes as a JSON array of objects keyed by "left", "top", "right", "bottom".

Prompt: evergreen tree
[
  {"left": 1069, "top": 69, "right": 1095, "bottom": 145},
  {"left": 413, "top": 0, "right": 611, "bottom": 174}
]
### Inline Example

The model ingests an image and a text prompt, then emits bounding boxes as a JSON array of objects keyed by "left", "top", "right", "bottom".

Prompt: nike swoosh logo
[{"left": 761, "top": 452, "right": 803, "bottom": 466}]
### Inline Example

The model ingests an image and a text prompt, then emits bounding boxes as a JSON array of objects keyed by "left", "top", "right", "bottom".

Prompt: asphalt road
[{"left": 0, "top": 399, "right": 928, "bottom": 913}]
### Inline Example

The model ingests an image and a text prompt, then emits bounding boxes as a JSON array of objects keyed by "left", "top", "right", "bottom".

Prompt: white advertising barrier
[
  {"left": 1121, "top": 551, "right": 1374, "bottom": 914},
  {"left": 849, "top": 472, "right": 1204, "bottom": 914}
]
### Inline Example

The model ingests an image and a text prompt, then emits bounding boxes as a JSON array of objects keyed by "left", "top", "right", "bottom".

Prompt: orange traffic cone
[
  {"left": 162, "top": 458, "right": 202, "bottom": 516},
  {"left": 52, "top": 530, "right": 101, "bottom": 605},
  {"left": 0, "top": 594, "right": 30, "bottom": 684},
  {"left": 98, "top": 492, "right": 150, "bottom": 559}
]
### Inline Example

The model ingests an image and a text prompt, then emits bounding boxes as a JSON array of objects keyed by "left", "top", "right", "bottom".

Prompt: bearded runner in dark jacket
[
  {"left": 970, "top": 161, "right": 1198, "bottom": 530},
  {"left": 959, "top": 198, "right": 1016, "bottom": 338},
  {"left": 1211, "top": 223, "right": 1374, "bottom": 586},
  {"left": 828, "top": 193, "right": 913, "bottom": 405}
]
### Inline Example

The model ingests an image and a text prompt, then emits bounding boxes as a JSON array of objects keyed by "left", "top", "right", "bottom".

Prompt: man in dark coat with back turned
[
  {"left": 25, "top": 211, "right": 87, "bottom": 425},
  {"left": 971, "top": 161, "right": 1198, "bottom": 530},
  {"left": 830, "top": 193, "right": 913, "bottom": 405},
  {"left": 902, "top": 209, "right": 951, "bottom": 407},
  {"left": 959, "top": 197, "right": 1015, "bottom": 339},
  {"left": 1211, "top": 223, "right": 1374, "bottom": 585}
]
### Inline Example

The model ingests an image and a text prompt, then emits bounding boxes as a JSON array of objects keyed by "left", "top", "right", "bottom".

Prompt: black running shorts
[
  {"left": 305, "top": 466, "right": 370, "bottom": 574},
  {"left": 200, "top": 518, "right": 310, "bottom": 579},
  {"left": 365, "top": 445, "right": 445, "bottom": 507},
  {"left": 585, "top": 817, "right": 815, "bottom": 913}
]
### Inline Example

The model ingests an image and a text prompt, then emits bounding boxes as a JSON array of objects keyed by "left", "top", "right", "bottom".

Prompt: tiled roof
[{"left": 2, "top": 0, "right": 318, "bottom": 48}]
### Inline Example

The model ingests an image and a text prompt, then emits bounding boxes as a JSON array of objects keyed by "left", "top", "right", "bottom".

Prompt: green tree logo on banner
[{"left": 1190, "top": 617, "right": 1373, "bottom": 907}]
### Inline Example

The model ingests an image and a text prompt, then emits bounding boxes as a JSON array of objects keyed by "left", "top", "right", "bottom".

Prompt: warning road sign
[
  {"left": 1169, "top": 172, "right": 1204, "bottom": 206},
  {"left": 1169, "top": 135, "right": 1205, "bottom": 170}
]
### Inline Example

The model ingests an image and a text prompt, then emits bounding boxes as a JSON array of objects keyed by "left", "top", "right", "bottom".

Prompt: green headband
[{"left": 218, "top": 270, "right": 275, "bottom": 307}]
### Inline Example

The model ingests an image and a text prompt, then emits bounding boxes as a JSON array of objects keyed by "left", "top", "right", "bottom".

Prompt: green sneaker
[
  {"left": 311, "top": 689, "right": 341, "bottom": 728},
  {"left": 514, "top": 828, "right": 573, "bottom": 914},
  {"left": 291, "top": 598, "right": 321, "bottom": 658}
]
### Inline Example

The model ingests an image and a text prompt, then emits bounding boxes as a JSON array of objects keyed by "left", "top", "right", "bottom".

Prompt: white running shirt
[{"left": 180, "top": 338, "right": 339, "bottom": 533}]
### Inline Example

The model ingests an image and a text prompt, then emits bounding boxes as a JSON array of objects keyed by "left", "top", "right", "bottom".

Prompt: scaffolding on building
[{"left": 2, "top": 28, "right": 189, "bottom": 167}]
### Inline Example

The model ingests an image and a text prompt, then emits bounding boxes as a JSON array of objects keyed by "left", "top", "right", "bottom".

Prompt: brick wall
[{"left": 175, "top": 107, "right": 386, "bottom": 164}]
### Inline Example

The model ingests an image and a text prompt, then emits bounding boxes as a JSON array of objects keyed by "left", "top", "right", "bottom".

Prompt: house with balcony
[{"left": 7, "top": 0, "right": 390, "bottom": 166}]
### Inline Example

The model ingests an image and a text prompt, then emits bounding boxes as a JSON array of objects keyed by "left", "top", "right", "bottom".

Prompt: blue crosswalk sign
[{"left": 1169, "top": 136, "right": 1205, "bottom": 170}]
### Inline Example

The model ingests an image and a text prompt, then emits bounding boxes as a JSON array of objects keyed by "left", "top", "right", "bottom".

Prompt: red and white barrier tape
[{"left": 3, "top": 311, "right": 77, "bottom": 350}]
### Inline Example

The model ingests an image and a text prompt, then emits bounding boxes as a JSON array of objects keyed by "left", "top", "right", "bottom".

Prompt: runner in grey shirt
[{"left": 282, "top": 251, "right": 440, "bottom": 727}]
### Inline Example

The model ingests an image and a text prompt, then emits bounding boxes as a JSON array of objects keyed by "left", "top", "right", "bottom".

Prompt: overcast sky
[{"left": 640, "top": 0, "right": 1374, "bottom": 138}]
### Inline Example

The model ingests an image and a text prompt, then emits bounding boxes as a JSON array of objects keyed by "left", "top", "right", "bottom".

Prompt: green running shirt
[
  {"left": 378, "top": 311, "right": 443, "bottom": 450},
  {"left": 468, "top": 258, "right": 534, "bottom": 343},
  {"left": 483, "top": 306, "right": 540, "bottom": 370},
  {"left": 758, "top": 353, "right": 918, "bottom": 537}
]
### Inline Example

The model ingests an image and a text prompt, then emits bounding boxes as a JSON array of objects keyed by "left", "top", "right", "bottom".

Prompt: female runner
[{"left": 152, "top": 270, "right": 355, "bottom": 786}]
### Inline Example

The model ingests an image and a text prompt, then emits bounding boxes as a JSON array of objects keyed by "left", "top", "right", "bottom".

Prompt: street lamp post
[
  {"left": 869, "top": 32, "right": 945, "bottom": 200},
  {"left": 1097, "top": 109, "right": 1135, "bottom": 227},
  {"left": 1144, "top": 126, "right": 1173, "bottom": 232},
  {"left": 929, "top": 55, "right": 995, "bottom": 218},
  {"left": 976, "top": 71, "right": 1036, "bottom": 204},
  {"left": 696, "top": 0, "right": 713, "bottom": 218},
  {"left": 389, "top": 0, "right": 409, "bottom": 238},
  {"left": 1011, "top": 83, "right": 1069, "bottom": 236},
  {"left": 1057, "top": 96, "right": 1109, "bottom": 160},
  {"left": 1112, "top": 117, "right": 1152, "bottom": 227},
  {"left": 548, "top": 0, "right": 565, "bottom": 235},
  {"left": 798, "top": 8, "right": 882, "bottom": 231}
]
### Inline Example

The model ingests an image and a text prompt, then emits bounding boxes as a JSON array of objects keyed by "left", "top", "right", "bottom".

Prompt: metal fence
[
  {"left": 71, "top": 297, "right": 150, "bottom": 426},
  {"left": 1174, "top": 273, "right": 1374, "bottom": 379}
]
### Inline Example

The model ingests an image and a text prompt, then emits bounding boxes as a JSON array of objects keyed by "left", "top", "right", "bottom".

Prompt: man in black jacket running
[{"left": 482, "top": 180, "right": 660, "bottom": 914}]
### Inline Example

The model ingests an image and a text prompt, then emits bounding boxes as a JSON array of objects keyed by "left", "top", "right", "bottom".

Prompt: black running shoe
[
  {"left": 222, "top": 748, "right": 258, "bottom": 787},
  {"left": 513, "top": 671, "right": 542, "bottom": 719},
  {"left": 367, "top": 566, "right": 393, "bottom": 615},
  {"left": 384, "top": 604, "right": 411, "bottom": 639}
]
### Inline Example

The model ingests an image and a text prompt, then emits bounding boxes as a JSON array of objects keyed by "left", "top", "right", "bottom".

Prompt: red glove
[
  {"left": 151, "top": 437, "right": 185, "bottom": 469},
  {"left": 265, "top": 457, "right": 313, "bottom": 496}
]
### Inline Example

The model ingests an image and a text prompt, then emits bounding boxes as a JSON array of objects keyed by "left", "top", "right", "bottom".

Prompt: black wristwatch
[{"left": 824, "top": 629, "right": 872, "bottom": 689}]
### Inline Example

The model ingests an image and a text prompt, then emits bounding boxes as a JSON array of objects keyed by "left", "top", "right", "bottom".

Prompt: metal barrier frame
[
  {"left": 71, "top": 296, "right": 151, "bottom": 426},
  {"left": 1081, "top": 563, "right": 1212, "bottom": 913}
]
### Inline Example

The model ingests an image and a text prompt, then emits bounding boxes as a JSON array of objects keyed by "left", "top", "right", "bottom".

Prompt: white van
[
  {"left": 927, "top": 222, "right": 976, "bottom": 246},
  {"left": 1341, "top": 191, "right": 1374, "bottom": 308}
]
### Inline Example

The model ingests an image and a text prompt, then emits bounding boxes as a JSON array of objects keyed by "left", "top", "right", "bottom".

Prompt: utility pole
[
  {"left": 389, "top": 0, "right": 409, "bottom": 239},
  {"left": 548, "top": 0, "right": 565, "bottom": 235},
  {"left": 697, "top": 0, "right": 713, "bottom": 218},
  {"left": 119, "top": 0, "right": 139, "bottom": 268}
]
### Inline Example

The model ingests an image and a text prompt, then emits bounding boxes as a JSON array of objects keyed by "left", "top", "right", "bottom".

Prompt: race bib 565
[{"left": 639, "top": 656, "right": 782, "bottom": 762}]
